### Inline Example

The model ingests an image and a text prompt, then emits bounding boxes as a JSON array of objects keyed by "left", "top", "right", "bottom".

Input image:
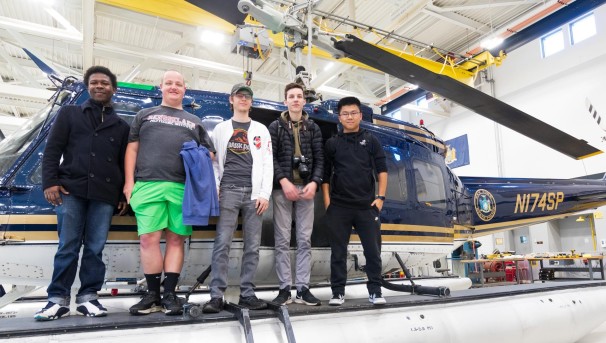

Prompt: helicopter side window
[
  {"left": 117, "top": 114, "right": 135, "bottom": 126},
  {"left": 200, "top": 116, "right": 227, "bottom": 138},
  {"left": 385, "top": 149, "right": 407, "bottom": 202},
  {"left": 29, "top": 161, "right": 43, "bottom": 185},
  {"left": 412, "top": 160, "right": 446, "bottom": 209}
]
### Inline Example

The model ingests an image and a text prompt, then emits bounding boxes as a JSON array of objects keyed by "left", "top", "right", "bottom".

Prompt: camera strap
[{"left": 292, "top": 120, "right": 303, "bottom": 159}]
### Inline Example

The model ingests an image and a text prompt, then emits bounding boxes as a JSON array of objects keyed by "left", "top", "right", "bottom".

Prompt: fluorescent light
[
  {"left": 200, "top": 30, "right": 225, "bottom": 45},
  {"left": 323, "top": 62, "right": 334, "bottom": 71},
  {"left": 481, "top": 37, "right": 504, "bottom": 50},
  {"left": 31, "top": 0, "right": 54, "bottom": 4}
]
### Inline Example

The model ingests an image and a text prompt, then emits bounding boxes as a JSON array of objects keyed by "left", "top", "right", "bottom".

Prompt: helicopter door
[
  {"left": 411, "top": 159, "right": 451, "bottom": 227},
  {"left": 383, "top": 146, "right": 412, "bottom": 221}
]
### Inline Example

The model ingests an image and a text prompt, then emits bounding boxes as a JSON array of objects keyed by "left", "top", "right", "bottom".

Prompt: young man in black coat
[
  {"left": 35, "top": 66, "right": 130, "bottom": 321},
  {"left": 268, "top": 83, "right": 324, "bottom": 306},
  {"left": 322, "top": 96, "right": 388, "bottom": 306}
]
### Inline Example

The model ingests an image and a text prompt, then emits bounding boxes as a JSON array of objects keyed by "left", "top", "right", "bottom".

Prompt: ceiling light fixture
[
  {"left": 200, "top": 30, "right": 225, "bottom": 45},
  {"left": 480, "top": 37, "right": 504, "bottom": 50}
]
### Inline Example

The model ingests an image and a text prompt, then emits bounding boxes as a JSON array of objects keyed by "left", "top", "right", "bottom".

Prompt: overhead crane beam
[{"left": 97, "top": 0, "right": 502, "bottom": 86}]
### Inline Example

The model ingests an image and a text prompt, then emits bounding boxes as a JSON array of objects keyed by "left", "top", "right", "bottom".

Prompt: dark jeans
[
  {"left": 325, "top": 204, "right": 383, "bottom": 296},
  {"left": 47, "top": 194, "right": 114, "bottom": 305}
]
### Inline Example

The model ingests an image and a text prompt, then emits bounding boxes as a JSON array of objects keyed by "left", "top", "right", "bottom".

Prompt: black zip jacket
[
  {"left": 268, "top": 110, "right": 324, "bottom": 188},
  {"left": 42, "top": 99, "right": 130, "bottom": 206},
  {"left": 323, "top": 129, "right": 387, "bottom": 209}
]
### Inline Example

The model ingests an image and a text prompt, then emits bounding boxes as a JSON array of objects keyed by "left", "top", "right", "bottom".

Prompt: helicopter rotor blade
[{"left": 333, "top": 35, "right": 602, "bottom": 160}]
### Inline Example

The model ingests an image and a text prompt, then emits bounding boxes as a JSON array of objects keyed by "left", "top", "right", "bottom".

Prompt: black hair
[
  {"left": 337, "top": 96, "right": 361, "bottom": 113},
  {"left": 84, "top": 66, "right": 118, "bottom": 89}
]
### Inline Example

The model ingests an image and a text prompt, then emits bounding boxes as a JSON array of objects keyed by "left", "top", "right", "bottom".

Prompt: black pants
[{"left": 325, "top": 204, "right": 383, "bottom": 296}]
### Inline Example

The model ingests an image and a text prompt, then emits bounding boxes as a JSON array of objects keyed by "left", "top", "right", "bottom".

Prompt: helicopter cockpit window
[
  {"left": 412, "top": 160, "right": 446, "bottom": 209},
  {"left": 0, "top": 98, "right": 63, "bottom": 179}
]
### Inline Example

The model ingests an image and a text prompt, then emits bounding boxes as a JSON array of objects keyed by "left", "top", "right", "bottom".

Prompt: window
[
  {"left": 541, "top": 29, "right": 564, "bottom": 58},
  {"left": 412, "top": 160, "right": 446, "bottom": 208},
  {"left": 385, "top": 149, "right": 407, "bottom": 202},
  {"left": 415, "top": 95, "right": 428, "bottom": 117},
  {"left": 29, "top": 161, "right": 42, "bottom": 184},
  {"left": 570, "top": 13, "right": 596, "bottom": 45}
]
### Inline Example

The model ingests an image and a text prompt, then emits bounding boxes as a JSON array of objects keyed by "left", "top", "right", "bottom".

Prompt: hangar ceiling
[{"left": 0, "top": 0, "right": 579, "bottom": 134}]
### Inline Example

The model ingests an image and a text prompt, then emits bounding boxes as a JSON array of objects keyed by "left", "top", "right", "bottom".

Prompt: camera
[{"left": 293, "top": 155, "right": 311, "bottom": 179}]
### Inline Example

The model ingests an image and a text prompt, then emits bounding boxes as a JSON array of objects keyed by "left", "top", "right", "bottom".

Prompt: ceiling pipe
[{"left": 380, "top": 88, "right": 428, "bottom": 115}]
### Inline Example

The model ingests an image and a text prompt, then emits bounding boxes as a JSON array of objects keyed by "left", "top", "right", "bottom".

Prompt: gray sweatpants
[
  {"left": 272, "top": 187, "right": 314, "bottom": 292},
  {"left": 209, "top": 185, "right": 263, "bottom": 299}
]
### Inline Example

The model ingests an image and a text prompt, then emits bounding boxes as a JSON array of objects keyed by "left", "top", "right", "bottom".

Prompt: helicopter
[{"left": 2, "top": 66, "right": 606, "bottom": 305}]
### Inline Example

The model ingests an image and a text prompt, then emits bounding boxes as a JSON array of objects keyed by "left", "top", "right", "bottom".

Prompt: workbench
[
  {"left": 460, "top": 258, "right": 526, "bottom": 287},
  {"left": 527, "top": 256, "right": 605, "bottom": 282}
]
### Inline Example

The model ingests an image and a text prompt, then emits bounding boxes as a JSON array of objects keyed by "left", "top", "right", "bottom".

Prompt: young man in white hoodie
[{"left": 203, "top": 83, "right": 273, "bottom": 313}]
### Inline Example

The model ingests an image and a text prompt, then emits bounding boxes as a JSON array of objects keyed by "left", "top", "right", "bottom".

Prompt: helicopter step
[
  {"left": 204, "top": 301, "right": 297, "bottom": 343},
  {"left": 2, "top": 280, "right": 606, "bottom": 343},
  {"left": 184, "top": 301, "right": 297, "bottom": 343}
]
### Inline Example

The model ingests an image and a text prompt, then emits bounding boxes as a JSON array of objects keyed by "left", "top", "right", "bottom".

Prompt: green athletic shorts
[{"left": 129, "top": 181, "right": 191, "bottom": 236}]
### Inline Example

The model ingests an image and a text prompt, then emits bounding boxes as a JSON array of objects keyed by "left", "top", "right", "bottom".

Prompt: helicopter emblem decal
[{"left": 474, "top": 189, "right": 497, "bottom": 222}]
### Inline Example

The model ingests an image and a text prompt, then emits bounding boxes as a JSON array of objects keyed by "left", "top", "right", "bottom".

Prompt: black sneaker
[
  {"left": 76, "top": 299, "right": 107, "bottom": 317},
  {"left": 161, "top": 292, "right": 185, "bottom": 315},
  {"left": 295, "top": 287, "right": 321, "bottom": 306},
  {"left": 271, "top": 287, "right": 292, "bottom": 305},
  {"left": 129, "top": 291, "right": 161, "bottom": 315},
  {"left": 238, "top": 295, "right": 268, "bottom": 310},
  {"left": 202, "top": 297, "right": 224, "bottom": 314},
  {"left": 34, "top": 301, "right": 70, "bottom": 321},
  {"left": 328, "top": 293, "right": 345, "bottom": 306}
]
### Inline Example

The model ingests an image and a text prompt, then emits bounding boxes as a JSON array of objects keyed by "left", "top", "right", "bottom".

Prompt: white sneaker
[
  {"left": 76, "top": 299, "right": 107, "bottom": 317},
  {"left": 369, "top": 293, "right": 386, "bottom": 305},
  {"left": 328, "top": 294, "right": 345, "bottom": 306},
  {"left": 34, "top": 301, "right": 70, "bottom": 321}
]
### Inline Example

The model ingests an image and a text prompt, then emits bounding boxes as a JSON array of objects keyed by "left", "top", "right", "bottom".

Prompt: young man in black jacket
[
  {"left": 322, "top": 96, "right": 388, "bottom": 306},
  {"left": 268, "top": 83, "right": 324, "bottom": 306},
  {"left": 35, "top": 66, "right": 130, "bottom": 321}
]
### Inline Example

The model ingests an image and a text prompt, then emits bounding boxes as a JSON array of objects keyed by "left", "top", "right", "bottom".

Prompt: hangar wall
[
  {"left": 431, "top": 5, "right": 606, "bottom": 179},
  {"left": 428, "top": 5, "right": 606, "bottom": 257}
]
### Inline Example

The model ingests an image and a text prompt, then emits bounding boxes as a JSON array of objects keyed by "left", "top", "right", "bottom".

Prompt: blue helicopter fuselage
[{"left": 1, "top": 80, "right": 606, "bottom": 287}]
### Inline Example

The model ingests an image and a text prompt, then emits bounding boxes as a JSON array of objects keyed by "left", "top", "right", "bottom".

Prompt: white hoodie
[{"left": 212, "top": 119, "right": 273, "bottom": 200}]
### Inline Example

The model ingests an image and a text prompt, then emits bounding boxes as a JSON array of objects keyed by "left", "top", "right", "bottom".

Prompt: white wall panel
[{"left": 430, "top": 5, "right": 606, "bottom": 179}]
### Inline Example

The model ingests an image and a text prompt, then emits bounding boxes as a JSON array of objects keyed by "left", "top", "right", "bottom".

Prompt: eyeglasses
[
  {"left": 233, "top": 93, "right": 252, "bottom": 100},
  {"left": 339, "top": 111, "right": 360, "bottom": 117}
]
